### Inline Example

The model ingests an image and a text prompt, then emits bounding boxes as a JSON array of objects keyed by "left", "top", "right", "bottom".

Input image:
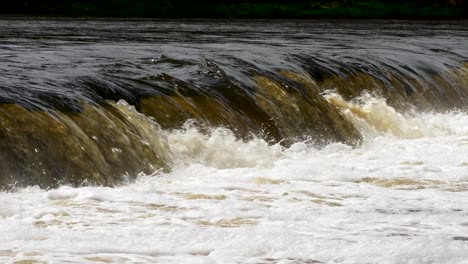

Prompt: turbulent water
[{"left": 0, "top": 18, "right": 467, "bottom": 263}]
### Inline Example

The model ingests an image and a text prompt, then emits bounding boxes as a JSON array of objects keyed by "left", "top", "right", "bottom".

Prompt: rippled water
[{"left": 0, "top": 18, "right": 467, "bottom": 263}]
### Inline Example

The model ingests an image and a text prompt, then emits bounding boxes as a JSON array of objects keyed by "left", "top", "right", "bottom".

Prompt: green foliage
[{"left": 0, "top": 0, "right": 465, "bottom": 18}]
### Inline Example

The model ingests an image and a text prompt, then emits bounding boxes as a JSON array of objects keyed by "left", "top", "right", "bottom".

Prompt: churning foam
[
  {"left": 167, "top": 122, "right": 284, "bottom": 169},
  {"left": 157, "top": 92, "right": 468, "bottom": 171},
  {"left": 1, "top": 95, "right": 468, "bottom": 263},
  {"left": 325, "top": 92, "right": 468, "bottom": 139}
]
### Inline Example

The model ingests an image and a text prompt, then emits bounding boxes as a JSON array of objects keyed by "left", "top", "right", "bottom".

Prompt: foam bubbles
[
  {"left": 168, "top": 122, "right": 284, "bottom": 168},
  {"left": 1, "top": 104, "right": 467, "bottom": 263},
  {"left": 325, "top": 92, "right": 468, "bottom": 139}
]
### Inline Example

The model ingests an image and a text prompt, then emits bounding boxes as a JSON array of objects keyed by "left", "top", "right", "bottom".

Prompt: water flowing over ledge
[{"left": 0, "top": 19, "right": 467, "bottom": 188}]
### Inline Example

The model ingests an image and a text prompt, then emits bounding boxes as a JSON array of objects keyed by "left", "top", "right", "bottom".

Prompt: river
[{"left": 0, "top": 18, "right": 467, "bottom": 263}]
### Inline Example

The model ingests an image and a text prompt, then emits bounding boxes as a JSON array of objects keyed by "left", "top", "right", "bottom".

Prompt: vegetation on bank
[{"left": 0, "top": 0, "right": 466, "bottom": 18}]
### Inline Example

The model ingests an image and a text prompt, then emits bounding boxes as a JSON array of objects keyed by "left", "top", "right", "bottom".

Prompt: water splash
[{"left": 325, "top": 92, "right": 468, "bottom": 139}]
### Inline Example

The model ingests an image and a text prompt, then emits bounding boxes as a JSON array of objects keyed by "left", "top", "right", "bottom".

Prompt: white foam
[
  {"left": 1, "top": 99, "right": 468, "bottom": 263},
  {"left": 168, "top": 122, "right": 284, "bottom": 168},
  {"left": 324, "top": 92, "right": 468, "bottom": 139}
]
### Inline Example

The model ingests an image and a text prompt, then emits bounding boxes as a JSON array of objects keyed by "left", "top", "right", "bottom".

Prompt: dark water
[{"left": 0, "top": 18, "right": 467, "bottom": 188}]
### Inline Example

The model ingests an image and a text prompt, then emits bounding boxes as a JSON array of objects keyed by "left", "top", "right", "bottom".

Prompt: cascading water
[{"left": 0, "top": 18, "right": 467, "bottom": 263}]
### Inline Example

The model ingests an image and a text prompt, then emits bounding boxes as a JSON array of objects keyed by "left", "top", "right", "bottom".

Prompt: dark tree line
[{"left": 0, "top": 0, "right": 465, "bottom": 18}]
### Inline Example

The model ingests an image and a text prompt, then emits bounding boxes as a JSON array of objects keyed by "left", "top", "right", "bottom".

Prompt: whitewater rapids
[{"left": 1, "top": 95, "right": 467, "bottom": 264}]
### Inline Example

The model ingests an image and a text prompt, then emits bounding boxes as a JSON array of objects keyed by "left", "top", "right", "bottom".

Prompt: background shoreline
[{"left": 0, "top": 0, "right": 466, "bottom": 19}]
